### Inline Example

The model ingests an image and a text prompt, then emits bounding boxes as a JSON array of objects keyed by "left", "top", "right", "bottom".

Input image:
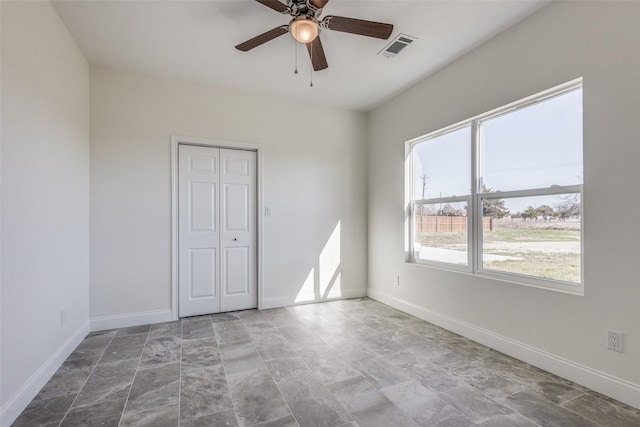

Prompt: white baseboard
[
  {"left": 367, "top": 288, "right": 640, "bottom": 410},
  {"left": 90, "top": 309, "right": 173, "bottom": 332},
  {"left": 0, "top": 321, "right": 90, "bottom": 427},
  {"left": 261, "top": 288, "right": 367, "bottom": 310}
]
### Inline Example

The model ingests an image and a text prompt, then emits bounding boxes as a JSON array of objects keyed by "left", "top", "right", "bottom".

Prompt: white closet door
[
  {"left": 220, "top": 148, "right": 257, "bottom": 312},
  {"left": 178, "top": 144, "right": 256, "bottom": 317}
]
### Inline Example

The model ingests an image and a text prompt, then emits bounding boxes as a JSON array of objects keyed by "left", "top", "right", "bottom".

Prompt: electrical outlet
[
  {"left": 393, "top": 275, "right": 400, "bottom": 286},
  {"left": 60, "top": 309, "right": 67, "bottom": 326},
  {"left": 607, "top": 330, "right": 625, "bottom": 353}
]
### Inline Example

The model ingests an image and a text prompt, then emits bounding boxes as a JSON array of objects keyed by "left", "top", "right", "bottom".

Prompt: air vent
[{"left": 379, "top": 34, "right": 417, "bottom": 58}]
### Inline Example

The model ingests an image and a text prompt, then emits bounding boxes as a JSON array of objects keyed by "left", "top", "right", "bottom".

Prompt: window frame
[{"left": 406, "top": 78, "right": 584, "bottom": 295}]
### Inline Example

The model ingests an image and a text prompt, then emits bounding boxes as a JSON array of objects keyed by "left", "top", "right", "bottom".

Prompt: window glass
[
  {"left": 480, "top": 89, "right": 583, "bottom": 192},
  {"left": 481, "top": 193, "right": 581, "bottom": 283},
  {"left": 412, "top": 126, "right": 471, "bottom": 200},
  {"left": 413, "top": 201, "right": 468, "bottom": 265}
]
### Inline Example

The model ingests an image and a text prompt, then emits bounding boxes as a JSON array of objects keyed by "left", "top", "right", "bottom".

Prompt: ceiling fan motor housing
[
  {"left": 288, "top": 0, "right": 324, "bottom": 19},
  {"left": 236, "top": 0, "right": 394, "bottom": 71}
]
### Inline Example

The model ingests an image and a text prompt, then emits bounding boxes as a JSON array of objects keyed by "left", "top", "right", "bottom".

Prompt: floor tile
[
  {"left": 278, "top": 324, "right": 327, "bottom": 349},
  {"left": 181, "top": 409, "right": 239, "bottom": 427},
  {"left": 72, "top": 358, "right": 138, "bottom": 407},
  {"left": 408, "top": 360, "right": 464, "bottom": 393},
  {"left": 59, "top": 396, "right": 127, "bottom": 427},
  {"left": 214, "top": 320, "right": 251, "bottom": 345},
  {"left": 181, "top": 337, "right": 221, "bottom": 369},
  {"left": 453, "top": 361, "right": 527, "bottom": 400},
  {"left": 234, "top": 309, "right": 266, "bottom": 323},
  {"left": 115, "top": 324, "right": 151, "bottom": 337},
  {"left": 148, "top": 321, "right": 182, "bottom": 339},
  {"left": 265, "top": 356, "right": 313, "bottom": 382},
  {"left": 34, "top": 356, "right": 99, "bottom": 401},
  {"left": 125, "top": 362, "right": 180, "bottom": 414},
  {"left": 383, "top": 329, "right": 448, "bottom": 359},
  {"left": 327, "top": 375, "right": 418, "bottom": 427},
  {"left": 277, "top": 374, "right": 352, "bottom": 427},
  {"left": 67, "top": 332, "right": 114, "bottom": 360},
  {"left": 219, "top": 340, "right": 265, "bottom": 374},
  {"left": 357, "top": 355, "right": 411, "bottom": 389},
  {"left": 562, "top": 393, "right": 640, "bottom": 427},
  {"left": 504, "top": 390, "right": 600, "bottom": 426},
  {"left": 210, "top": 312, "right": 240, "bottom": 323},
  {"left": 180, "top": 365, "right": 233, "bottom": 421},
  {"left": 119, "top": 403, "right": 179, "bottom": 426},
  {"left": 380, "top": 380, "right": 472, "bottom": 427},
  {"left": 226, "top": 368, "right": 291, "bottom": 426},
  {"left": 251, "top": 330, "right": 296, "bottom": 360},
  {"left": 100, "top": 334, "right": 147, "bottom": 363},
  {"left": 11, "top": 394, "right": 76, "bottom": 427},
  {"left": 182, "top": 316, "right": 214, "bottom": 340},
  {"left": 140, "top": 335, "right": 181, "bottom": 367},
  {"left": 297, "top": 345, "right": 361, "bottom": 384},
  {"left": 438, "top": 384, "right": 513, "bottom": 423},
  {"left": 476, "top": 413, "right": 540, "bottom": 426},
  {"left": 358, "top": 333, "right": 403, "bottom": 358},
  {"left": 253, "top": 414, "right": 299, "bottom": 427}
]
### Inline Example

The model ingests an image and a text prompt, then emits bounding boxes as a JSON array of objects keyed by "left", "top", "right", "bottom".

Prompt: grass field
[{"left": 416, "top": 218, "right": 581, "bottom": 283}]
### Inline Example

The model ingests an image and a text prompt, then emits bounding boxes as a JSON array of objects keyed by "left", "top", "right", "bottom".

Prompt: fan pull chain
[
  {"left": 309, "top": 42, "right": 314, "bottom": 87},
  {"left": 294, "top": 39, "right": 298, "bottom": 74}
]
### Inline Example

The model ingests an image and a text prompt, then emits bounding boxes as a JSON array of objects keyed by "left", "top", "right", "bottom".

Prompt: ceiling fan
[{"left": 235, "top": 0, "right": 394, "bottom": 71}]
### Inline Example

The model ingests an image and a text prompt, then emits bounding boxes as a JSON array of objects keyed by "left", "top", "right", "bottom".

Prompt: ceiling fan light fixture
[{"left": 290, "top": 18, "right": 318, "bottom": 43}]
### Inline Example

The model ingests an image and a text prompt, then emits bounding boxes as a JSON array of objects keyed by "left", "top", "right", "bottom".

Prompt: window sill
[{"left": 407, "top": 259, "right": 584, "bottom": 296}]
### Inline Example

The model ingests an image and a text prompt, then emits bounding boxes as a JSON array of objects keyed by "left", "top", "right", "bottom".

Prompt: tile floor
[{"left": 13, "top": 298, "right": 640, "bottom": 427}]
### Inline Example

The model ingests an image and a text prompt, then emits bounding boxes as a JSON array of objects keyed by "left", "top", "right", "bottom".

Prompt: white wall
[
  {"left": 89, "top": 65, "right": 367, "bottom": 326},
  {"left": 368, "top": 1, "right": 640, "bottom": 407},
  {"left": 0, "top": 1, "right": 90, "bottom": 424}
]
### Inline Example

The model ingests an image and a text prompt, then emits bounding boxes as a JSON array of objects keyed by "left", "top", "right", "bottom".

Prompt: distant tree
[
  {"left": 536, "top": 204, "right": 555, "bottom": 221},
  {"left": 556, "top": 194, "right": 581, "bottom": 219},
  {"left": 481, "top": 186, "right": 510, "bottom": 218},
  {"left": 524, "top": 206, "right": 539, "bottom": 221},
  {"left": 439, "top": 203, "right": 464, "bottom": 216},
  {"left": 555, "top": 175, "right": 582, "bottom": 220}
]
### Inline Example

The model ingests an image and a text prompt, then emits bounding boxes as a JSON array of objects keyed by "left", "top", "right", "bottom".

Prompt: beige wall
[
  {"left": 89, "top": 65, "right": 368, "bottom": 322},
  {"left": 368, "top": 1, "right": 640, "bottom": 407},
  {"left": 1, "top": 0, "right": 90, "bottom": 421}
]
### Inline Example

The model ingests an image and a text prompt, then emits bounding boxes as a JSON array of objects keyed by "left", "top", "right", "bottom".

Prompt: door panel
[
  {"left": 220, "top": 148, "right": 257, "bottom": 312},
  {"left": 179, "top": 144, "right": 257, "bottom": 317},
  {"left": 190, "top": 182, "right": 216, "bottom": 232},
  {"left": 179, "top": 145, "right": 221, "bottom": 317},
  {"left": 189, "top": 248, "right": 216, "bottom": 298},
  {"left": 224, "top": 247, "right": 249, "bottom": 295},
  {"left": 225, "top": 184, "right": 249, "bottom": 231}
]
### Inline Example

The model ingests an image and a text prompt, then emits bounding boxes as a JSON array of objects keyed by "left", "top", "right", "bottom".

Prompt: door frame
[{"left": 171, "top": 135, "right": 264, "bottom": 320}]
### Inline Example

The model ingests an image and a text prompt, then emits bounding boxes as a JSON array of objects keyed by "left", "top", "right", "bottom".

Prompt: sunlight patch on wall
[
  {"left": 294, "top": 221, "right": 342, "bottom": 304},
  {"left": 295, "top": 268, "right": 316, "bottom": 303},
  {"left": 320, "top": 222, "right": 341, "bottom": 298}
]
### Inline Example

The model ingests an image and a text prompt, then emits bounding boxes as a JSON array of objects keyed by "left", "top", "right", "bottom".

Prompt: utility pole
[{"left": 420, "top": 175, "right": 429, "bottom": 200}]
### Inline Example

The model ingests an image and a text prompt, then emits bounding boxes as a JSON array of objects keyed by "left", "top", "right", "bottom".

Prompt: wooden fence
[{"left": 415, "top": 215, "right": 492, "bottom": 232}]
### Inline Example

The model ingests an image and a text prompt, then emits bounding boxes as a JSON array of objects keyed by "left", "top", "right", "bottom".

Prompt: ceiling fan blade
[
  {"left": 255, "top": 0, "right": 289, "bottom": 13},
  {"left": 306, "top": 37, "right": 328, "bottom": 71},
  {"left": 309, "top": 0, "right": 330, "bottom": 8},
  {"left": 235, "top": 26, "right": 289, "bottom": 51},
  {"left": 323, "top": 16, "right": 393, "bottom": 39}
]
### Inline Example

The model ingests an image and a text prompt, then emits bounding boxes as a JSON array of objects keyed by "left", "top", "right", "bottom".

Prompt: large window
[{"left": 407, "top": 79, "right": 583, "bottom": 293}]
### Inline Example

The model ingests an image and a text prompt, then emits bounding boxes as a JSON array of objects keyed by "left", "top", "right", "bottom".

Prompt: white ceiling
[{"left": 52, "top": 0, "right": 550, "bottom": 112}]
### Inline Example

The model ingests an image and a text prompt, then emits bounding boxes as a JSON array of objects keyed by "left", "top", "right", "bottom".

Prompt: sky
[{"left": 413, "top": 88, "right": 583, "bottom": 213}]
